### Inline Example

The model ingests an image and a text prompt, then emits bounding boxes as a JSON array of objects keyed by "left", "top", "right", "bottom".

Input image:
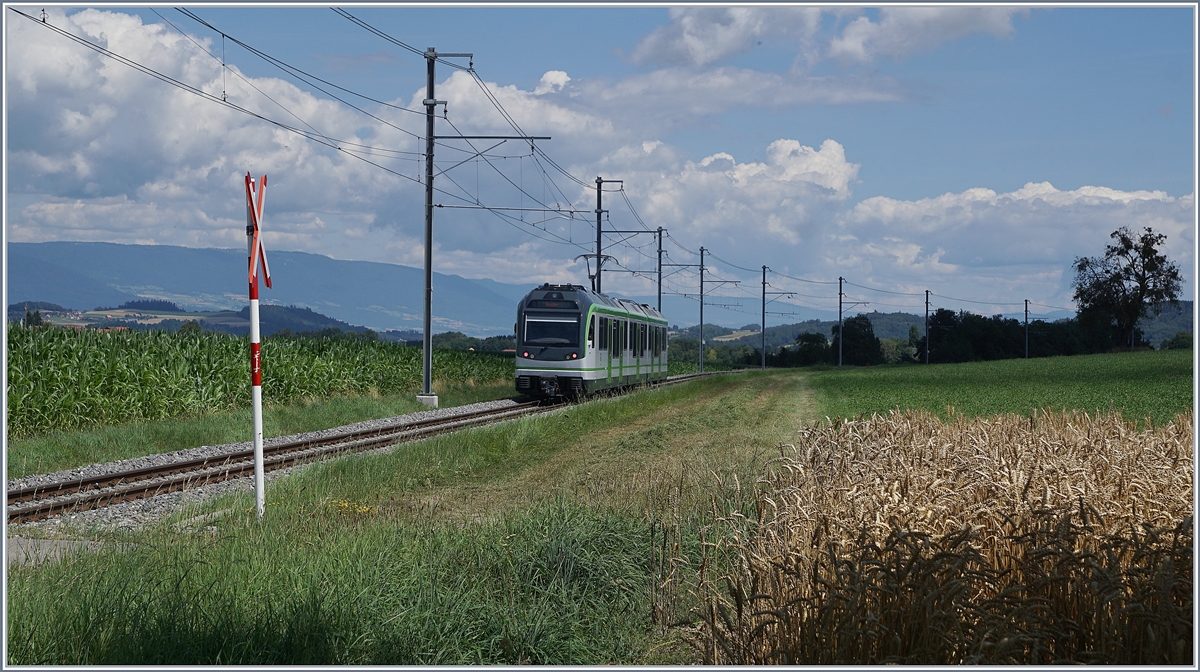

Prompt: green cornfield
[{"left": 6, "top": 325, "right": 513, "bottom": 439}]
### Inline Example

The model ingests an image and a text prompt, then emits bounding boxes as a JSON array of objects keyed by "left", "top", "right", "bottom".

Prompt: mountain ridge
[{"left": 7, "top": 242, "right": 533, "bottom": 337}]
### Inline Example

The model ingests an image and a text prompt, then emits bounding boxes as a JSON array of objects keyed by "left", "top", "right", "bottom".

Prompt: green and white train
[{"left": 515, "top": 283, "right": 669, "bottom": 398}]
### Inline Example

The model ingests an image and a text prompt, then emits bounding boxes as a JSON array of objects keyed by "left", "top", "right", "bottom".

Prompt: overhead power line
[
  {"left": 331, "top": 7, "right": 472, "bottom": 72},
  {"left": 176, "top": 7, "right": 428, "bottom": 134},
  {"left": 10, "top": 7, "right": 424, "bottom": 173},
  {"left": 932, "top": 292, "right": 1025, "bottom": 307},
  {"left": 13, "top": 5, "right": 599, "bottom": 255},
  {"left": 844, "top": 279, "right": 925, "bottom": 296},
  {"left": 22, "top": 7, "right": 1091, "bottom": 322}
]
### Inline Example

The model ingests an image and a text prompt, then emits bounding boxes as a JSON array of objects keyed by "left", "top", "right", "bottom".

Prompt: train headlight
[
  {"left": 571, "top": 352, "right": 578, "bottom": 359},
  {"left": 522, "top": 351, "right": 530, "bottom": 358}
]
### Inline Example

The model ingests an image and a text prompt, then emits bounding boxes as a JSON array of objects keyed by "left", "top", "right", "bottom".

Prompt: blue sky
[{"left": 5, "top": 4, "right": 1196, "bottom": 329}]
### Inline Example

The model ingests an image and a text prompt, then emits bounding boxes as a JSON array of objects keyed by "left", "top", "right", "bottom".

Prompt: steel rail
[
  {"left": 8, "top": 400, "right": 543, "bottom": 506},
  {"left": 7, "top": 372, "right": 717, "bottom": 524},
  {"left": 7, "top": 401, "right": 554, "bottom": 524}
]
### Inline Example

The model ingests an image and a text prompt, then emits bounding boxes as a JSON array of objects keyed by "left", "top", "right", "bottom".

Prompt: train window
[
  {"left": 599, "top": 317, "right": 608, "bottom": 349},
  {"left": 588, "top": 316, "right": 595, "bottom": 346},
  {"left": 640, "top": 324, "right": 646, "bottom": 356},
  {"left": 622, "top": 321, "right": 628, "bottom": 351},
  {"left": 611, "top": 320, "right": 619, "bottom": 356},
  {"left": 523, "top": 315, "right": 579, "bottom": 347}
]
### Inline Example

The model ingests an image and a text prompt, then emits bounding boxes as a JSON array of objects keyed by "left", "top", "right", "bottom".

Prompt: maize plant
[{"left": 7, "top": 324, "right": 512, "bottom": 438}]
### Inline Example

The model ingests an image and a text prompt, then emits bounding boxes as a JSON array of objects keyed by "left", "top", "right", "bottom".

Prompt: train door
[
  {"left": 624, "top": 316, "right": 633, "bottom": 381},
  {"left": 644, "top": 323, "right": 650, "bottom": 378},
  {"left": 587, "top": 314, "right": 598, "bottom": 383},
  {"left": 651, "top": 324, "right": 658, "bottom": 375},
  {"left": 597, "top": 316, "right": 609, "bottom": 386},
  {"left": 610, "top": 318, "right": 620, "bottom": 383},
  {"left": 633, "top": 319, "right": 643, "bottom": 379},
  {"left": 637, "top": 322, "right": 645, "bottom": 379}
]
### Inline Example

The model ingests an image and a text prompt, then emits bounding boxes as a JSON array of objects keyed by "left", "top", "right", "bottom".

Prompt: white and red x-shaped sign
[{"left": 245, "top": 173, "right": 273, "bottom": 288}]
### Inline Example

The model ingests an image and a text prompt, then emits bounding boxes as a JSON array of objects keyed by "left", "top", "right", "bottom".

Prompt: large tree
[
  {"left": 1072, "top": 227, "right": 1182, "bottom": 349},
  {"left": 831, "top": 315, "right": 885, "bottom": 366},
  {"left": 792, "top": 331, "right": 831, "bottom": 366}
]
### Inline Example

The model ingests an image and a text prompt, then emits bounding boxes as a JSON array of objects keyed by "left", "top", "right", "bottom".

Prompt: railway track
[{"left": 7, "top": 372, "right": 714, "bottom": 525}]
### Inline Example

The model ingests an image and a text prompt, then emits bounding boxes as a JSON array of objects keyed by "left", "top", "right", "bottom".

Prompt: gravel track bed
[
  {"left": 6, "top": 376, "right": 706, "bottom": 537},
  {"left": 8, "top": 398, "right": 523, "bottom": 535}
]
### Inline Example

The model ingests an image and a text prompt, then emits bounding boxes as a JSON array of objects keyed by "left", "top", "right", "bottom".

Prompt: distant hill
[
  {"left": 196, "top": 305, "right": 374, "bottom": 337},
  {"left": 1138, "top": 301, "right": 1193, "bottom": 347},
  {"left": 8, "top": 241, "right": 533, "bottom": 336},
  {"left": 6, "top": 301, "right": 68, "bottom": 323}
]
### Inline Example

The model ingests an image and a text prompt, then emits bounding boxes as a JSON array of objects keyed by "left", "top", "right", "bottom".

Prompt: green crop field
[
  {"left": 6, "top": 325, "right": 512, "bottom": 440},
  {"left": 803, "top": 348, "right": 1192, "bottom": 427}
]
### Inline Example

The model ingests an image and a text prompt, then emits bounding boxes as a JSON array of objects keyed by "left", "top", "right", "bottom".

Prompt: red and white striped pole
[{"left": 245, "top": 173, "right": 272, "bottom": 519}]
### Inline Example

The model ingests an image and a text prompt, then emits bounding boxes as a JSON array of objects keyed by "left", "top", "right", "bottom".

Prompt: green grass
[
  {"left": 803, "top": 349, "right": 1192, "bottom": 427},
  {"left": 8, "top": 373, "right": 801, "bottom": 665},
  {"left": 7, "top": 502, "right": 658, "bottom": 665},
  {"left": 9, "top": 352, "right": 1192, "bottom": 664},
  {"left": 6, "top": 380, "right": 518, "bottom": 480}
]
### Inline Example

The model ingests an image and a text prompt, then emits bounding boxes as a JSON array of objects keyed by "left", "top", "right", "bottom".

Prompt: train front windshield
[{"left": 523, "top": 315, "right": 579, "bottom": 347}]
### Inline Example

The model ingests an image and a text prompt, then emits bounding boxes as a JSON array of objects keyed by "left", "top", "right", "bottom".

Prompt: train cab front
[{"left": 515, "top": 285, "right": 587, "bottom": 398}]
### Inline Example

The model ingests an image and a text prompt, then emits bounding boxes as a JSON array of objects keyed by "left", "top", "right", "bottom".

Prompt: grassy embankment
[
  {"left": 7, "top": 324, "right": 699, "bottom": 479},
  {"left": 8, "top": 350, "right": 1193, "bottom": 664},
  {"left": 6, "top": 380, "right": 515, "bottom": 481},
  {"left": 9, "top": 371, "right": 804, "bottom": 664}
]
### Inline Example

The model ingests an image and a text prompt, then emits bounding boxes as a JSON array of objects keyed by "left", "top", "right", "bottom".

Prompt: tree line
[{"left": 681, "top": 227, "right": 1190, "bottom": 369}]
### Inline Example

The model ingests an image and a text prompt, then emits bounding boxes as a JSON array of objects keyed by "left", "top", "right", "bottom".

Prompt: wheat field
[{"left": 695, "top": 409, "right": 1193, "bottom": 664}]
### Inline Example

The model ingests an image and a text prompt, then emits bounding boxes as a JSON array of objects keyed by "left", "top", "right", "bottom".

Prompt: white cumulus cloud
[
  {"left": 534, "top": 70, "right": 570, "bottom": 95},
  {"left": 836, "top": 182, "right": 1194, "bottom": 310},
  {"left": 613, "top": 139, "right": 859, "bottom": 251}
]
